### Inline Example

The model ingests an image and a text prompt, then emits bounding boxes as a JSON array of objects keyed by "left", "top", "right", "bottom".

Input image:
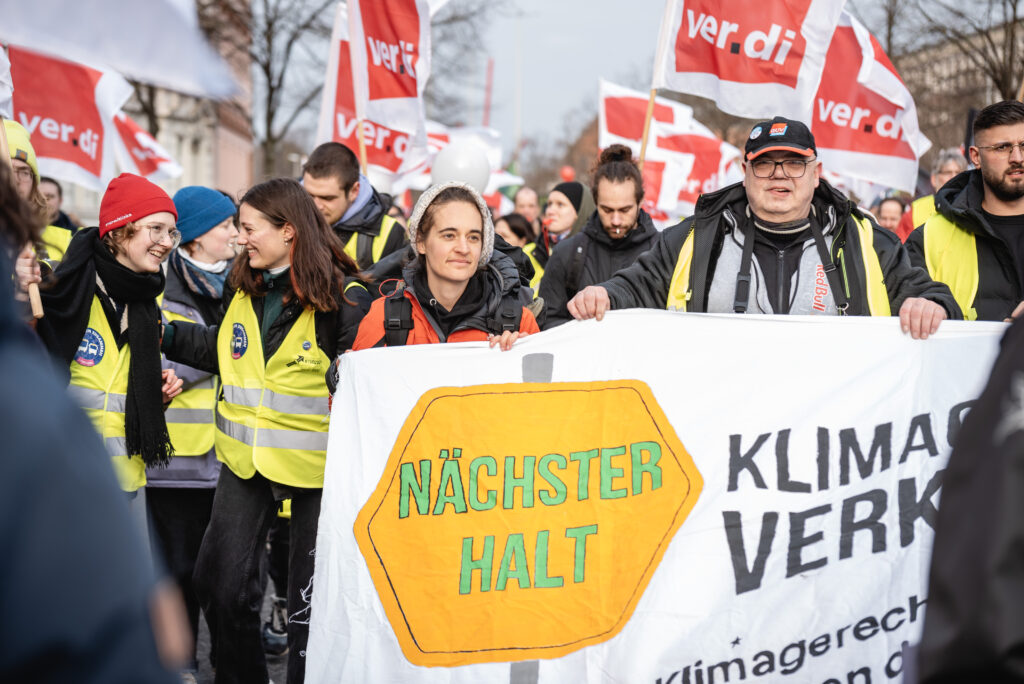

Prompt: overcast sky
[{"left": 482, "top": 0, "right": 666, "bottom": 160}]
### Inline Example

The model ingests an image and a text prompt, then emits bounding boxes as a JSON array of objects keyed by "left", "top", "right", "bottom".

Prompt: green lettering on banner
[
  {"left": 631, "top": 441, "right": 663, "bottom": 494},
  {"left": 433, "top": 458, "right": 467, "bottom": 515},
  {"left": 503, "top": 455, "right": 536, "bottom": 509},
  {"left": 459, "top": 535, "right": 494, "bottom": 594},
  {"left": 533, "top": 530, "right": 564, "bottom": 588},
  {"left": 565, "top": 523, "right": 598, "bottom": 583},
  {"left": 600, "top": 445, "right": 627, "bottom": 499},
  {"left": 496, "top": 533, "right": 530, "bottom": 591},
  {"left": 570, "top": 448, "right": 599, "bottom": 500},
  {"left": 538, "top": 453, "right": 568, "bottom": 505},
  {"left": 399, "top": 460, "right": 430, "bottom": 518},
  {"left": 469, "top": 456, "right": 497, "bottom": 511}
]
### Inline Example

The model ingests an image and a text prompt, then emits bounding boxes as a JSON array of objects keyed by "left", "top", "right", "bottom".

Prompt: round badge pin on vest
[
  {"left": 232, "top": 323, "right": 249, "bottom": 359},
  {"left": 749, "top": 126, "right": 762, "bottom": 139},
  {"left": 302, "top": 340, "right": 312, "bottom": 351},
  {"left": 74, "top": 328, "right": 106, "bottom": 367}
]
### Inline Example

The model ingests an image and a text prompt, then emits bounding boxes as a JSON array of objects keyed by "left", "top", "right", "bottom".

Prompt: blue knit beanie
[{"left": 173, "top": 186, "right": 237, "bottom": 244}]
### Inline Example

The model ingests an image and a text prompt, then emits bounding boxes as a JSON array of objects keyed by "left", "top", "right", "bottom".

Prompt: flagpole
[
  {"left": 0, "top": 118, "right": 44, "bottom": 319},
  {"left": 356, "top": 119, "right": 368, "bottom": 174},
  {"left": 637, "top": 88, "right": 657, "bottom": 172}
]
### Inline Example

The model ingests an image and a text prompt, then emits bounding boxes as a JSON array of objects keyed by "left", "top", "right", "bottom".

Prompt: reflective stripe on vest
[
  {"left": 215, "top": 291, "right": 331, "bottom": 488},
  {"left": 161, "top": 305, "right": 220, "bottom": 455},
  {"left": 664, "top": 217, "right": 890, "bottom": 315},
  {"left": 922, "top": 213, "right": 979, "bottom": 321},
  {"left": 343, "top": 214, "right": 399, "bottom": 267},
  {"left": 68, "top": 296, "right": 146, "bottom": 492}
]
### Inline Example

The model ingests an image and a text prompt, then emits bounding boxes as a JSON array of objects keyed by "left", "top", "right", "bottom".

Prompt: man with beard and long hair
[{"left": 908, "top": 100, "right": 1024, "bottom": 320}]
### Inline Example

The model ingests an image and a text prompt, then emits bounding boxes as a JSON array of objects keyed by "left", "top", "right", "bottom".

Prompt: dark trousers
[
  {"left": 193, "top": 467, "right": 322, "bottom": 684},
  {"left": 146, "top": 486, "right": 216, "bottom": 669}
]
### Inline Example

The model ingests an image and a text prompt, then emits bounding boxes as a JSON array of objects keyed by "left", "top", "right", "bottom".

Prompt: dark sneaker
[{"left": 262, "top": 595, "right": 288, "bottom": 656}]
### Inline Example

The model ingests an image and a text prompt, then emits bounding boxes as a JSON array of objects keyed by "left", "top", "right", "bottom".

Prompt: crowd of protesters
[{"left": 4, "top": 99, "right": 1024, "bottom": 683}]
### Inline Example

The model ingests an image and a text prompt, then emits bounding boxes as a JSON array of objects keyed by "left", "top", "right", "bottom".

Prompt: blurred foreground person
[
  {"left": 915, "top": 315, "right": 1024, "bottom": 681},
  {"left": 0, "top": 161, "right": 183, "bottom": 683}
]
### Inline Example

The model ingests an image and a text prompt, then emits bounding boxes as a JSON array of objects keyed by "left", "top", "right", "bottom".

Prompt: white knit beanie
[{"left": 406, "top": 181, "right": 494, "bottom": 266}]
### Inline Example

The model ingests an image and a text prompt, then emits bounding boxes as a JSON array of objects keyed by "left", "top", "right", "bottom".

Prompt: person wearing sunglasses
[
  {"left": 15, "top": 173, "right": 184, "bottom": 495},
  {"left": 907, "top": 100, "right": 1024, "bottom": 321},
  {"left": 568, "top": 116, "right": 960, "bottom": 338}
]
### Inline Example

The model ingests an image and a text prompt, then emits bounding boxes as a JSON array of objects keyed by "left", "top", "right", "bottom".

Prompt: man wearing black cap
[{"left": 567, "top": 117, "right": 960, "bottom": 337}]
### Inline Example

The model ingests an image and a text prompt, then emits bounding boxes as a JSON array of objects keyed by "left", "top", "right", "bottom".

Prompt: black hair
[
  {"left": 495, "top": 212, "right": 531, "bottom": 242},
  {"left": 973, "top": 101, "right": 1024, "bottom": 139},
  {"left": 302, "top": 142, "right": 360, "bottom": 192},
  {"left": 591, "top": 143, "right": 644, "bottom": 204}
]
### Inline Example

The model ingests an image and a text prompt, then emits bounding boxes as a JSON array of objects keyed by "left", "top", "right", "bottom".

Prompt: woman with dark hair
[
  {"left": 15, "top": 173, "right": 184, "bottom": 492},
  {"left": 538, "top": 144, "right": 659, "bottom": 328},
  {"left": 353, "top": 181, "right": 538, "bottom": 349},
  {"left": 160, "top": 177, "right": 371, "bottom": 684},
  {"left": 495, "top": 212, "right": 532, "bottom": 247}
]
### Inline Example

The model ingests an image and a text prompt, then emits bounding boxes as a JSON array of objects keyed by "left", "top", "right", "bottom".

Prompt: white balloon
[{"left": 430, "top": 138, "right": 491, "bottom": 193}]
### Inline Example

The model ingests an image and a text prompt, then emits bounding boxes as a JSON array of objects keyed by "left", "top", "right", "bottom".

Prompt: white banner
[{"left": 308, "top": 312, "right": 1003, "bottom": 683}]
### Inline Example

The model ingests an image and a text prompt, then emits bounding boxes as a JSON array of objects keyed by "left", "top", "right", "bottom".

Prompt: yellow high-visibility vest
[
  {"left": 666, "top": 217, "right": 890, "bottom": 315},
  {"left": 921, "top": 212, "right": 979, "bottom": 321},
  {"left": 522, "top": 242, "right": 544, "bottom": 295},
  {"left": 910, "top": 195, "right": 937, "bottom": 231},
  {"left": 215, "top": 291, "right": 331, "bottom": 488},
  {"left": 67, "top": 296, "right": 146, "bottom": 491},
  {"left": 343, "top": 214, "right": 399, "bottom": 268},
  {"left": 40, "top": 224, "right": 73, "bottom": 262},
  {"left": 162, "top": 305, "right": 219, "bottom": 456}
]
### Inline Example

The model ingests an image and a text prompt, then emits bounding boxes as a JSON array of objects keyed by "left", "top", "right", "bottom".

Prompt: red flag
[
  {"left": 811, "top": 12, "right": 929, "bottom": 192},
  {"left": 652, "top": 0, "right": 844, "bottom": 119},
  {"left": 111, "top": 111, "right": 181, "bottom": 182},
  {"left": 8, "top": 45, "right": 130, "bottom": 190}
]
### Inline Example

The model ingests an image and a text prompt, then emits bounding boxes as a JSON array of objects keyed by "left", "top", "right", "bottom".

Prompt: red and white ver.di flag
[
  {"left": 652, "top": 0, "right": 845, "bottom": 119},
  {"left": 348, "top": 0, "right": 432, "bottom": 137},
  {"left": 317, "top": 2, "right": 431, "bottom": 192},
  {"left": 811, "top": 11, "right": 930, "bottom": 193},
  {"left": 7, "top": 45, "right": 130, "bottom": 190},
  {"left": 112, "top": 111, "right": 182, "bottom": 182}
]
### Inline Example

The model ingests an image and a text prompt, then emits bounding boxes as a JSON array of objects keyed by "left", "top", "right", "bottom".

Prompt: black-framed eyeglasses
[
  {"left": 750, "top": 158, "right": 817, "bottom": 178},
  {"left": 975, "top": 141, "right": 1024, "bottom": 158}
]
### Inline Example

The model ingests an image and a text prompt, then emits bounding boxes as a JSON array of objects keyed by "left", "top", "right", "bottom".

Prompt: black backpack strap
[
  {"left": 565, "top": 234, "right": 590, "bottom": 298},
  {"left": 733, "top": 218, "right": 756, "bottom": 313},
  {"left": 383, "top": 287, "right": 414, "bottom": 346},
  {"left": 356, "top": 232, "right": 375, "bottom": 269},
  {"left": 488, "top": 296, "right": 523, "bottom": 334},
  {"left": 808, "top": 218, "right": 850, "bottom": 314}
]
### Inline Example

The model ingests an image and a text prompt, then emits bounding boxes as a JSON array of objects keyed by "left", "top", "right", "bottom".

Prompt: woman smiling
[{"left": 353, "top": 181, "right": 539, "bottom": 350}]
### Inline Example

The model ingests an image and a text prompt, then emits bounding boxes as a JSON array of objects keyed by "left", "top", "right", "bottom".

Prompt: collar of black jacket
[
  {"left": 333, "top": 188, "right": 385, "bottom": 236},
  {"left": 933, "top": 168, "right": 996, "bottom": 238},
  {"left": 694, "top": 178, "right": 854, "bottom": 234}
]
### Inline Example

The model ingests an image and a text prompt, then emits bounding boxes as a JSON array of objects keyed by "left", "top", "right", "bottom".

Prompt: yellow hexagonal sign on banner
[{"left": 354, "top": 380, "right": 702, "bottom": 667}]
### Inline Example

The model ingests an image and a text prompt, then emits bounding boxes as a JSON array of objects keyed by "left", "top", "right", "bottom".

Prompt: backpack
[{"left": 382, "top": 284, "right": 523, "bottom": 346}]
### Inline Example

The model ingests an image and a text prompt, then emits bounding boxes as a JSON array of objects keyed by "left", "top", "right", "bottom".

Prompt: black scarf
[
  {"left": 412, "top": 267, "right": 487, "bottom": 338},
  {"left": 39, "top": 227, "right": 173, "bottom": 466}
]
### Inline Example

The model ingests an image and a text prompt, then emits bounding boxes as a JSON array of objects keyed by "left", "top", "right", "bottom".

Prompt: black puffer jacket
[
  {"left": 539, "top": 209, "right": 658, "bottom": 328},
  {"left": 601, "top": 179, "right": 960, "bottom": 318},
  {"left": 906, "top": 169, "right": 1021, "bottom": 321}
]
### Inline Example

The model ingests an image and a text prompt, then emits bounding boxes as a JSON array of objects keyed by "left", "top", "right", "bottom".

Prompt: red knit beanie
[{"left": 99, "top": 173, "right": 178, "bottom": 237}]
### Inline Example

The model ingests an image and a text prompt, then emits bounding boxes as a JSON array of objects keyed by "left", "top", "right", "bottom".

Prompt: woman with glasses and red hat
[{"left": 16, "top": 172, "right": 185, "bottom": 494}]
